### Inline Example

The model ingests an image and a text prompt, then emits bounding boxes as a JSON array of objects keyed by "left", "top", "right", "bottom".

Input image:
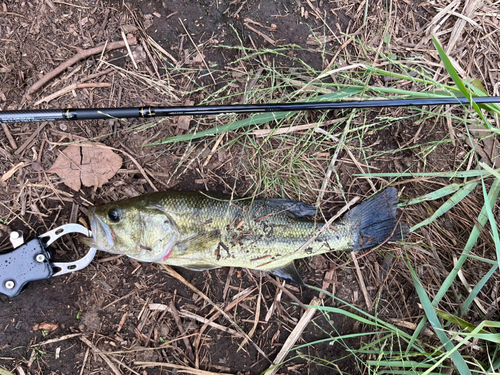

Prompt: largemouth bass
[{"left": 80, "top": 188, "right": 406, "bottom": 284}]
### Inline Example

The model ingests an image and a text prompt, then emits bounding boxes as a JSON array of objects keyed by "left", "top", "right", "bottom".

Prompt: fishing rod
[{"left": 1, "top": 96, "right": 500, "bottom": 124}]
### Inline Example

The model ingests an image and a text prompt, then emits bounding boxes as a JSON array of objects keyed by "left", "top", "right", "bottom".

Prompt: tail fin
[{"left": 345, "top": 187, "right": 408, "bottom": 251}]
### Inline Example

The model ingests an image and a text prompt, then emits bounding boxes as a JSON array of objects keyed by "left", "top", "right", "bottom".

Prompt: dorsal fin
[
  {"left": 269, "top": 262, "right": 304, "bottom": 286},
  {"left": 254, "top": 198, "right": 317, "bottom": 218}
]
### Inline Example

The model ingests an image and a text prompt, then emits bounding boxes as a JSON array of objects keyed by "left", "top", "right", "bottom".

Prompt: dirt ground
[{"left": 1, "top": 0, "right": 499, "bottom": 374}]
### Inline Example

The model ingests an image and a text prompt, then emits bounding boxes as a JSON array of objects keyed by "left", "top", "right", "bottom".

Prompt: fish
[{"left": 79, "top": 187, "right": 407, "bottom": 285}]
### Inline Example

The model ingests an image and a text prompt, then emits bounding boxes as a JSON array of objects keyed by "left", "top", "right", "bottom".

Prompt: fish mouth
[
  {"left": 78, "top": 210, "right": 114, "bottom": 250},
  {"left": 95, "top": 215, "right": 115, "bottom": 248},
  {"left": 78, "top": 213, "right": 98, "bottom": 247},
  {"left": 79, "top": 234, "right": 97, "bottom": 248}
]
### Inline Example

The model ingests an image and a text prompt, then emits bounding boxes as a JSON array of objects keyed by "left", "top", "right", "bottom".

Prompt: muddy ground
[{"left": 1, "top": 0, "right": 499, "bottom": 374}]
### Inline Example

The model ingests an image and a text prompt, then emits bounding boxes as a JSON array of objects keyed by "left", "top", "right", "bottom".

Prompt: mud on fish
[{"left": 80, "top": 187, "right": 407, "bottom": 284}]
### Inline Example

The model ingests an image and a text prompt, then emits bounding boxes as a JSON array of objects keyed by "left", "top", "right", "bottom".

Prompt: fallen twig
[
  {"left": 121, "top": 29, "right": 138, "bottom": 69},
  {"left": 352, "top": 252, "right": 372, "bottom": 310},
  {"left": 179, "top": 309, "right": 241, "bottom": 337},
  {"left": 249, "top": 118, "right": 343, "bottom": 137},
  {"left": 26, "top": 36, "right": 137, "bottom": 97},
  {"left": 1, "top": 162, "right": 27, "bottom": 182},
  {"left": 15, "top": 123, "right": 48, "bottom": 156},
  {"left": 266, "top": 297, "right": 321, "bottom": 375},
  {"left": 178, "top": 18, "right": 216, "bottom": 84},
  {"left": 1, "top": 123, "right": 18, "bottom": 149},
  {"left": 194, "top": 286, "right": 257, "bottom": 367},
  {"left": 80, "top": 336, "right": 122, "bottom": 375},
  {"left": 169, "top": 301, "right": 195, "bottom": 361},
  {"left": 237, "top": 274, "right": 262, "bottom": 351},
  {"left": 135, "top": 362, "right": 233, "bottom": 375},
  {"left": 244, "top": 22, "right": 276, "bottom": 45},
  {"left": 161, "top": 265, "right": 269, "bottom": 361},
  {"left": 265, "top": 275, "right": 308, "bottom": 311},
  {"left": 32, "top": 333, "right": 83, "bottom": 346},
  {"left": 34, "top": 82, "right": 112, "bottom": 106},
  {"left": 146, "top": 35, "right": 178, "bottom": 65}
]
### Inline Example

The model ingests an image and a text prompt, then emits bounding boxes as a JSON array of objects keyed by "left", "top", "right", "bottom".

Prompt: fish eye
[{"left": 108, "top": 208, "right": 121, "bottom": 223}]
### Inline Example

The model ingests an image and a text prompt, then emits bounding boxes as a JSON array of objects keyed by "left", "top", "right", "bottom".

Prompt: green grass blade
[
  {"left": 457, "top": 331, "right": 500, "bottom": 344},
  {"left": 479, "top": 177, "right": 500, "bottom": 269},
  {"left": 462, "top": 253, "right": 498, "bottom": 265},
  {"left": 148, "top": 87, "right": 363, "bottom": 145},
  {"left": 292, "top": 332, "right": 377, "bottom": 351},
  {"left": 432, "top": 36, "right": 491, "bottom": 127},
  {"left": 399, "top": 183, "right": 463, "bottom": 206},
  {"left": 307, "top": 286, "right": 418, "bottom": 343},
  {"left": 365, "top": 361, "right": 435, "bottom": 368},
  {"left": 310, "top": 305, "right": 390, "bottom": 330},
  {"left": 479, "top": 161, "right": 500, "bottom": 181},
  {"left": 409, "top": 179, "right": 500, "bottom": 350},
  {"left": 410, "top": 181, "right": 478, "bottom": 232},
  {"left": 407, "top": 261, "right": 472, "bottom": 375},
  {"left": 461, "top": 263, "right": 498, "bottom": 314},
  {"left": 151, "top": 111, "right": 292, "bottom": 144},
  {"left": 434, "top": 177, "right": 500, "bottom": 303},
  {"left": 434, "top": 309, "right": 490, "bottom": 334},
  {"left": 450, "top": 321, "right": 500, "bottom": 344},
  {"left": 355, "top": 170, "right": 491, "bottom": 178}
]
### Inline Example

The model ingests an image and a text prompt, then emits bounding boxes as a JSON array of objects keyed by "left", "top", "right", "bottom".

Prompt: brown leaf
[
  {"left": 80, "top": 145, "right": 122, "bottom": 188},
  {"left": 177, "top": 100, "right": 194, "bottom": 130},
  {"left": 177, "top": 115, "right": 192, "bottom": 130},
  {"left": 32, "top": 322, "right": 59, "bottom": 332},
  {"left": 46, "top": 145, "right": 82, "bottom": 191},
  {"left": 131, "top": 45, "right": 147, "bottom": 63},
  {"left": 47, "top": 143, "right": 122, "bottom": 191}
]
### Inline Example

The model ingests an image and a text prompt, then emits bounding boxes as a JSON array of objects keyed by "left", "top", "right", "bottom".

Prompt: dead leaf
[
  {"left": 177, "top": 116, "right": 192, "bottom": 130},
  {"left": 47, "top": 145, "right": 81, "bottom": 190},
  {"left": 193, "top": 53, "right": 204, "bottom": 64},
  {"left": 32, "top": 322, "right": 59, "bottom": 332},
  {"left": 143, "top": 14, "right": 154, "bottom": 30},
  {"left": 121, "top": 24, "right": 138, "bottom": 33},
  {"left": 306, "top": 34, "right": 334, "bottom": 45},
  {"left": 467, "top": 124, "right": 499, "bottom": 167},
  {"left": 131, "top": 45, "right": 147, "bottom": 63},
  {"left": 177, "top": 100, "right": 194, "bottom": 130},
  {"left": 47, "top": 143, "right": 122, "bottom": 191}
]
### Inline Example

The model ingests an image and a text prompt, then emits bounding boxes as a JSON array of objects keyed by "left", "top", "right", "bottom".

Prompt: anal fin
[{"left": 270, "top": 262, "right": 304, "bottom": 286}]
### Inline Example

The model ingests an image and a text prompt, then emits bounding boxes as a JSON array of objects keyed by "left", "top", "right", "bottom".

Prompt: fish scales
[
  {"left": 155, "top": 193, "right": 353, "bottom": 270},
  {"left": 80, "top": 188, "right": 406, "bottom": 284}
]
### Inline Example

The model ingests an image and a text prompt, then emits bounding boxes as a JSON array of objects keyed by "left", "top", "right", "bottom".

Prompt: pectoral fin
[
  {"left": 174, "top": 230, "right": 221, "bottom": 255},
  {"left": 269, "top": 262, "right": 304, "bottom": 286}
]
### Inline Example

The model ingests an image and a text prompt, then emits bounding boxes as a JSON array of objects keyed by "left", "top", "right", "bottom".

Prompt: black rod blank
[{"left": 1, "top": 96, "right": 500, "bottom": 124}]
